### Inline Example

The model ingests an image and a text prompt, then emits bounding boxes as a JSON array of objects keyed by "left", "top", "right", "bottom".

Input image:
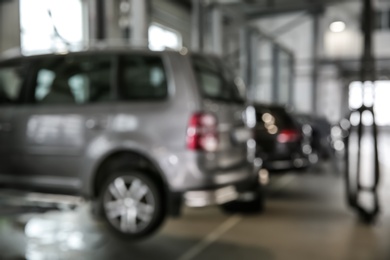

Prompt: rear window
[
  {"left": 120, "top": 55, "right": 168, "bottom": 100},
  {"left": 192, "top": 55, "right": 244, "bottom": 103},
  {"left": 257, "top": 107, "right": 297, "bottom": 129}
]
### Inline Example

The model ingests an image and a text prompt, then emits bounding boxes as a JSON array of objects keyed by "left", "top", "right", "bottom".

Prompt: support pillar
[
  {"left": 240, "top": 27, "right": 258, "bottom": 103},
  {"left": 0, "top": 0, "right": 20, "bottom": 53},
  {"left": 288, "top": 53, "right": 295, "bottom": 107},
  {"left": 105, "top": 0, "right": 122, "bottom": 41},
  {"left": 360, "top": 0, "right": 375, "bottom": 82},
  {"left": 311, "top": 12, "right": 320, "bottom": 114},
  {"left": 239, "top": 27, "right": 249, "bottom": 99},
  {"left": 211, "top": 6, "right": 223, "bottom": 56},
  {"left": 249, "top": 31, "right": 258, "bottom": 102},
  {"left": 130, "top": 0, "right": 149, "bottom": 47},
  {"left": 87, "top": 0, "right": 106, "bottom": 41},
  {"left": 272, "top": 45, "right": 280, "bottom": 104},
  {"left": 191, "top": 0, "right": 204, "bottom": 52}
]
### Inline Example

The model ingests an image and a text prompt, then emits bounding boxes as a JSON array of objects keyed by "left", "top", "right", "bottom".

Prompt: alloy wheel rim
[{"left": 103, "top": 175, "right": 156, "bottom": 234}]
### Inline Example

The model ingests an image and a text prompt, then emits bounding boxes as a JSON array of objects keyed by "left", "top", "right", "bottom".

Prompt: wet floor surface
[
  {"left": 0, "top": 167, "right": 389, "bottom": 260},
  {"left": 0, "top": 133, "right": 390, "bottom": 260}
]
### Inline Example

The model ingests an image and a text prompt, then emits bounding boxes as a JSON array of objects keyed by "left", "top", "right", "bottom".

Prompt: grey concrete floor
[{"left": 0, "top": 133, "right": 389, "bottom": 260}]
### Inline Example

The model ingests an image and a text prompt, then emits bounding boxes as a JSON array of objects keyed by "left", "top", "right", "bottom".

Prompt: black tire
[
  {"left": 98, "top": 171, "right": 166, "bottom": 241},
  {"left": 221, "top": 185, "right": 266, "bottom": 214}
]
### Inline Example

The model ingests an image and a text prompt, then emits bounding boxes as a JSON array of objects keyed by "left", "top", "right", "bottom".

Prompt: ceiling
[{"left": 174, "top": 0, "right": 363, "bottom": 19}]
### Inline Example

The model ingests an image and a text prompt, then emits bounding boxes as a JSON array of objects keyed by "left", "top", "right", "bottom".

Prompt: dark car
[
  {"left": 294, "top": 114, "right": 333, "bottom": 161},
  {"left": 253, "top": 104, "right": 311, "bottom": 171}
]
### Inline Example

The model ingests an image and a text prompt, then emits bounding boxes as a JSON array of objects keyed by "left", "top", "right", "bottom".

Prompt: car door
[
  {"left": 15, "top": 54, "right": 115, "bottom": 194},
  {"left": 0, "top": 59, "right": 25, "bottom": 177}
]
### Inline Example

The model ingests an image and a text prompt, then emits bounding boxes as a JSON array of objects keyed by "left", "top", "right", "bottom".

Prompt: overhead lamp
[{"left": 330, "top": 21, "right": 346, "bottom": 33}]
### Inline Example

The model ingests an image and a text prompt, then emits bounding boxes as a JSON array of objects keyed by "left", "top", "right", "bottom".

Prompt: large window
[
  {"left": 148, "top": 23, "right": 182, "bottom": 51},
  {"left": 349, "top": 81, "right": 390, "bottom": 126},
  {"left": 20, "top": 0, "right": 84, "bottom": 54}
]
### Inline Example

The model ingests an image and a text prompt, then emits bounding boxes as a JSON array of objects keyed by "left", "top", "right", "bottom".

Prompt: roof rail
[{"left": 0, "top": 41, "right": 190, "bottom": 61}]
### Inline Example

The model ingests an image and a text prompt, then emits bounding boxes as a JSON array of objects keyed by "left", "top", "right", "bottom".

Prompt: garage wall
[
  {"left": 0, "top": 0, "right": 20, "bottom": 53},
  {"left": 253, "top": 13, "right": 315, "bottom": 114},
  {"left": 250, "top": 1, "right": 390, "bottom": 122}
]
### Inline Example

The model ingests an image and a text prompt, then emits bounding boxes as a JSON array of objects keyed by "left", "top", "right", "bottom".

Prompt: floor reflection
[
  {"left": 13, "top": 207, "right": 105, "bottom": 260},
  {"left": 0, "top": 131, "right": 388, "bottom": 260}
]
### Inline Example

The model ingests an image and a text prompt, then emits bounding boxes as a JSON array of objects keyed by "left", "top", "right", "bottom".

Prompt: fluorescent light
[{"left": 330, "top": 21, "right": 346, "bottom": 33}]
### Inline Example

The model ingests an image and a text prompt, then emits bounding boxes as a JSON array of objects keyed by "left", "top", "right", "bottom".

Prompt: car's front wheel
[{"left": 99, "top": 171, "right": 165, "bottom": 240}]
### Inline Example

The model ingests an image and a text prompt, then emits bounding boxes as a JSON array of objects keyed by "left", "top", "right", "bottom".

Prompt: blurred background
[{"left": 0, "top": 0, "right": 390, "bottom": 259}]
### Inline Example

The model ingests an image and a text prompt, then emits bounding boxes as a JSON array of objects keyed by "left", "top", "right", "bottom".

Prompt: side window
[
  {"left": 35, "top": 69, "right": 55, "bottom": 101},
  {"left": 121, "top": 55, "right": 168, "bottom": 100},
  {"left": 33, "top": 56, "right": 112, "bottom": 105},
  {"left": 0, "top": 63, "right": 24, "bottom": 104}
]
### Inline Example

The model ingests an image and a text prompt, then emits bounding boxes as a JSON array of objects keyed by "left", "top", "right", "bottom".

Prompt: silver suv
[{"left": 0, "top": 48, "right": 263, "bottom": 240}]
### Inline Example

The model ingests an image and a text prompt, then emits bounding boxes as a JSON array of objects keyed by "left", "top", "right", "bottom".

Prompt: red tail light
[
  {"left": 187, "top": 112, "right": 218, "bottom": 152},
  {"left": 277, "top": 129, "right": 300, "bottom": 143}
]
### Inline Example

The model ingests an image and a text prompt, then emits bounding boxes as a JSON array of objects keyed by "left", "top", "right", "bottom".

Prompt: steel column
[
  {"left": 0, "top": 0, "right": 20, "bottom": 53},
  {"left": 311, "top": 12, "right": 320, "bottom": 114},
  {"left": 288, "top": 53, "right": 295, "bottom": 107},
  {"left": 272, "top": 45, "right": 280, "bottom": 104},
  {"left": 87, "top": 0, "right": 105, "bottom": 41},
  {"left": 96, "top": 0, "right": 106, "bottom": 40},
  {"left": 360, "top": 0, "right": 376, "bottom": 82},
  {"left": 130, "top": 0, "right": 150, "bottom": 47},
  {"left": 211, "top": 6, "right": 223, "bottom": 56},
  {"left": 191, "top": 0, "right": 204, "bottom": 52},
  {"left": 345, "top": 0, "right": 380, "bottom": 225},
  {"left": 239, "top": 27, "right": 249, "bottom": 88},
  {"left": 249, "top": 31, "right": 259, "bottom": 102}
]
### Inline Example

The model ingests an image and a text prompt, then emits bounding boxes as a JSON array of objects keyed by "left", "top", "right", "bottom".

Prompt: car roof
[
  {"left": 0, "top": 44, "right": 217, "bottom": 64},
  {"left": 0, "top": 48, "right": 164, "bottom": 63},
  {"left": 253, "top": 103, "right": 289, "bottom": 111}
]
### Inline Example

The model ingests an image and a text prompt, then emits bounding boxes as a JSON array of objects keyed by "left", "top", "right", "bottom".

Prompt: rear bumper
[
  {"left": 169, "top": 156, "right": 261, "bottom": 192},
  {"left": 184, "top": 186, "right": 239, "bottom": 207},
  {"left": 182, "top": 162, "right": 264, "bottom": 207}
]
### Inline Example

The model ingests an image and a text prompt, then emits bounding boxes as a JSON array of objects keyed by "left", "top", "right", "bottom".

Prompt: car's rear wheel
[{"left": 99, "top": 171, "right": 165, "bottom": 240}]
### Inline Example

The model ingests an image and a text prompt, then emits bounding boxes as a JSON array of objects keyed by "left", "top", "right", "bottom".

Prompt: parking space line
[
  {"left": 177, "top": 175, "right": 296, "bottom": 260},
  {"left": 177, "top": 215, "right": 242, "bottom": 260}
]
